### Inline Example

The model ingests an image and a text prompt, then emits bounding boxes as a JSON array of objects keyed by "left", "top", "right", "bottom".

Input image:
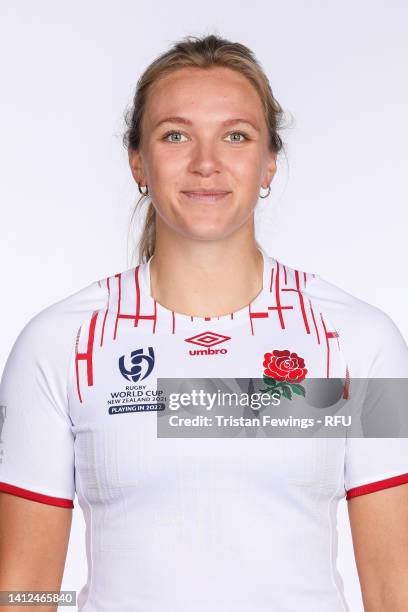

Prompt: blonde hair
[{"left": 123, "top": 33, "right": 285, "bottom": 265}]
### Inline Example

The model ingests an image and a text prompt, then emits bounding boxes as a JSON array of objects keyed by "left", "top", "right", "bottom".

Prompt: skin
[
  {"left": 0, "top": 493, "right": 71, "bottom": 611},
  {"left": 128, "top": 65, "right": 277, "bottom": 317},
  {"left": 1, "top": 65, "right": 407, "bottom": 611},
  {"left": 347, "top": 485, "right": 408, "bottom": 610},
  {"left": 129, "top": 65, "right": 408, "bottom": 609}
]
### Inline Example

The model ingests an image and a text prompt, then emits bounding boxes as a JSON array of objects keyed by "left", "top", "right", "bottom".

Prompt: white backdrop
[{"left": 1, "top": 1, "right": 407, "bottom": 610}]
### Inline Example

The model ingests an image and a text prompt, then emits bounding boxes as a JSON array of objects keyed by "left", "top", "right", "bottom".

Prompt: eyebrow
[{"left": 153, "top": 116, "right": 260, "bottom": 132}]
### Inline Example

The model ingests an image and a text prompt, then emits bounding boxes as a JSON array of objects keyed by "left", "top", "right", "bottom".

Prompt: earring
[
  {"left": 138, "top": 183, "right": 149, "bottom": 196},
  {"left": 259, "top": 184, "right": 271, "bottom": 199}
]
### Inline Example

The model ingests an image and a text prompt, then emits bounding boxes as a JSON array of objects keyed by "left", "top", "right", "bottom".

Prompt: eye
[
  {"left": 161, "top": 130, "right": 250, "bottom": 144},
  {"left": 225, "top": 131, "right": 249, "bottom": 143},
  {"left": 162, "top": 130, "right": 188, "bottom": 143}
]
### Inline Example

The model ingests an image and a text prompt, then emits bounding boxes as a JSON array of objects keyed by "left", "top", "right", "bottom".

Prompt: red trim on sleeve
[
  {"left": 0, "top": 482, "right": 74, "bottom": 508},
  {"left": 346, "top": 472, "right": 408, "bottom": 500}
]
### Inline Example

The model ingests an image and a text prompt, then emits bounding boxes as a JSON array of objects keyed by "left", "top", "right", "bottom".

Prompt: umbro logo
[{"left": 185, "top": 331, "right": 231, "bottom": 356}]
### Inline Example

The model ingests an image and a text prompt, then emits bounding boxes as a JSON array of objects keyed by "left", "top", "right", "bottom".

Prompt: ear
[
  {"left": 262, "top": 151, "right": 277, "bottom": 189},
  {"left": 128, "top": 148, "right": 146, "bottom": 186}
]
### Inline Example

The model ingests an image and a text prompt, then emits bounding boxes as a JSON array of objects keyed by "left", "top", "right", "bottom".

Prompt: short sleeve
[
  {"left": 344, "top": 309, "right": 408, "bottom": 499},
  {"left": 0, "top": 308, "right": 75, "bottom": 508}
]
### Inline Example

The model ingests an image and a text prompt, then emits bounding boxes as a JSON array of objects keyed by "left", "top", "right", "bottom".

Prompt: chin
[
  {"left": 162, "top": 205, "right": 243, "bottom": 240},
  {"left": 177, "top": 221, "right": 239, "bottom": 242}
]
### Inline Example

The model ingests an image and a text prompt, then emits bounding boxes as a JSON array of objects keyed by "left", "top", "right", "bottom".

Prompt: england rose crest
[{"left": 261, "top": 349, "right": 307, "bottom": 400}]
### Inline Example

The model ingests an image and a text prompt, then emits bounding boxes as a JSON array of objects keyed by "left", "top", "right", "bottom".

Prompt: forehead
[{"left": 144, "top": 66, "right": 264, "bottom": 127}]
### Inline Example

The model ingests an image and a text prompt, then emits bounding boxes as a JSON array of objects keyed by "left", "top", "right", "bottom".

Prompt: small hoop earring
[
  {"left": 138, "top": 183, "right": 149, "bottom": 196},
  {"left": 259, "top": 184, "right": 271, "bottom": 199}
]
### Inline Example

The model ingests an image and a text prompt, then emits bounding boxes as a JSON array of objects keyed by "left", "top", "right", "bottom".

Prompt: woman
[{"left": 1, "top": 34, "right": 408, "bottom": 612}]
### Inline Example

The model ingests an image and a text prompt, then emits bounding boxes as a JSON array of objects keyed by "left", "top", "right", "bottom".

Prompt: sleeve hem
[
  {"left": 346, "top": 472, "right": 408, "bottom": 500},
  {"left": 0, "top": 481, "right": 74, "bottom": 508}
]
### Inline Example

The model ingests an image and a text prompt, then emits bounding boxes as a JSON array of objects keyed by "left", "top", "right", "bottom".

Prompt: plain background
[{"left": 1, "top": 1, "right": 407, "bottom": 610}]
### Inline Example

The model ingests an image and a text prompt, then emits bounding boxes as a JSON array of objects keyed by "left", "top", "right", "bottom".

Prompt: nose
[{"left": 187, "top": 139, "right": 222, "bottom": 177}]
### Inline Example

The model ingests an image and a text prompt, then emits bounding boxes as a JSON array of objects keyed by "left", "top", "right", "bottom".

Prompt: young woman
[{"left": 1, "top": 34, "right": 408, "bottom": 612}]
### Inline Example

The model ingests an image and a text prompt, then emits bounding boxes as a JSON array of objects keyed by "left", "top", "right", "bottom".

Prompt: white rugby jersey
[{"left": 1, "top": 246, "right": 408, "bottom": 612}]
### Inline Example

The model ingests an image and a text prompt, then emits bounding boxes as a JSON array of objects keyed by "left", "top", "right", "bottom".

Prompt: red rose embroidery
[{"left": 263, "top": 349, "right": 308, "bottom": 383}]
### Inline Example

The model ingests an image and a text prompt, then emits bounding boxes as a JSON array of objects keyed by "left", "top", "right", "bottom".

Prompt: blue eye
[
  {"left": 162, "top": 131, "right": 187, "bottom": 143},
  {"left": 161, "top": 130, "right": 249, "bottom": 143},
  {"left": 226, "top": 132, "right": 248, "bottom": 143}
]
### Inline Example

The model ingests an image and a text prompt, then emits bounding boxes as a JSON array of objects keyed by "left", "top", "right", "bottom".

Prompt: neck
[{"left": 148, "top": 228, "right": 265, "bottom": 319}]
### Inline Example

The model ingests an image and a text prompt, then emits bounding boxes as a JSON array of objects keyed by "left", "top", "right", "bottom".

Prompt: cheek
[
  {"left": 231, "top": 158, "right": 263, "bottom": 201},
  {"left": 144, "top": 144, "right": 183, "bottom": 183},
  {"left": 226, "top": 149, "right": 264, "bottom": 183},
  {"left": 145, "top": 155, "right": 183, "bottom": 204},
  {"left": 152, "top": 154, "right": 178, "bottom": 181}
]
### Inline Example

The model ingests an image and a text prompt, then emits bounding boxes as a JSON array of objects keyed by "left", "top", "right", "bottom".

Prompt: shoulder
[
  {"left": 270, "top": 254, "right": 376, "bottom": 321},
  {"left": 1, "top": 277, "right": 108, "bottom": 390},
  {"left": 274, "top": 257, "right": 408, "bottom": 377},
  {"left": 10, "top": 277, "right": 107, "bottom": 347}
]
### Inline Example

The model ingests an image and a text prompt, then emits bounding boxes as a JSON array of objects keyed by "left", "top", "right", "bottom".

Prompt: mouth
[{"left": 181, "top": 190, "right": 231, "bottom": 203}]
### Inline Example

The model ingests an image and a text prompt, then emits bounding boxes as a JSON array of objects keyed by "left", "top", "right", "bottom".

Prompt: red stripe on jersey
[
  {"left": 343, "top": 365, "right": 350, "bottom": 400},
  {"left": 114, "top": 267, "right": 158, "bottom": 337},
  {"left": 346, "top": 473, "right": 408, "bottom": 500},
  {"left": 74, "top": 326, "right": 83, "bottom": 403},
  {"left": 320, "top": 313, "right": 339, "bottom": 378},
  {"left": 308, "top": 299, "right": 320, "bottom": 345},
  {"left": 320, "top": 312, "right": 330, "bottom": 378},
  {"left": 0, "top": 482, "right": 74, "bottom": 508},
  {"left": 281, "top": 270, "right": 310, "bottom": 334},
  {"left": 114, "top": 272, "right": 122, "bottom": 340},
  {"left": 135, "top": 267, "right": 140, "bottom": 323},
  {"left": 294, "top": 270, "right": 310, "bottom": 334},
  {"left": 135, "top": 266, "right": 157, "bottom": 332},
  {"left": 335, "top": 329, "right": 341, "bottom": 350},
  {"left": 269, "top": 267, "right": 274, "bottom": 292},
  {"left": 249, "top": 309, "right": 269, "bottom": 336},
  {"left": 272, "top": 261, "right": 289, "bottom": 329},
  {"left": 249, "top": 304, "right": 254, "bottom": 335},
  {"left": 86, "top": 311, "right": 98, "bottom": 386},
  {"left": 75, "top": 311, "right": 98, "bottom": 398},
  {"left": 267, "top": 305, "right": 293, "bottom": 327},
  {"left": 152, "top": 299, "right": 157, "bottom": 333},
  {"left": 327, "top": 331, "right": 339, "bottom": 338},
  {"left": 100, "top": 276, "right": 110, "bottom": 347}
]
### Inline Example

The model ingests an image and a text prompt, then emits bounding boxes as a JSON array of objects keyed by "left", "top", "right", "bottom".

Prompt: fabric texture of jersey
[{"left": 1, "top": 245, "right": 408, "bottom": 612}]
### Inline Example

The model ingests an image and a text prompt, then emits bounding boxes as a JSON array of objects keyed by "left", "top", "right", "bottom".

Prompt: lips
[{"left": 181, "top": 190, "right": 231, "bottom": 202}]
